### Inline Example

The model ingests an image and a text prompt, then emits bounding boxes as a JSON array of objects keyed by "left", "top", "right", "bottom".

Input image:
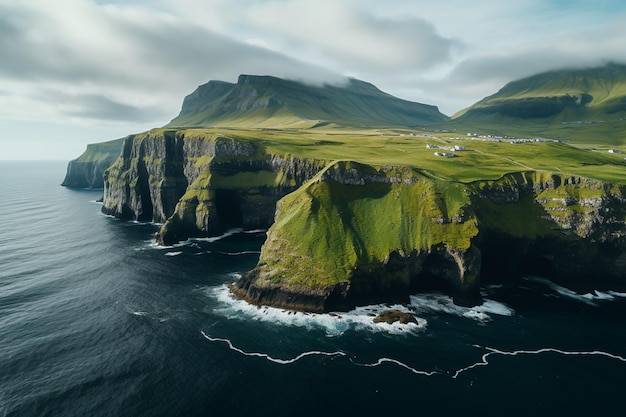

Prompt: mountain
[
  {"left": 166, "top": 74, "right": 448, "bottom": 128},
  {"left": 454, "top": 63, "right": 626, "bottom": 121}
]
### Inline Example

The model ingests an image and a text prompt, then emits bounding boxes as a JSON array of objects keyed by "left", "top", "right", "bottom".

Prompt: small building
[{"left": 434, "top": 152, "right": 456, "bottom": 158}]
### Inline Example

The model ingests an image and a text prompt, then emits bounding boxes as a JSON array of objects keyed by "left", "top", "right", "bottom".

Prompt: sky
[{"left": 2, "top": 0, "right": 626, "bottom": 160}]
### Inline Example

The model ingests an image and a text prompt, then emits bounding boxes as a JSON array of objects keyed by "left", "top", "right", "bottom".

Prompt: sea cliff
[
  {"left": 99, "top": 131, "right": 626, "bottom": 312},
  {"left": 61, "top": 138, "right": 124, "bottom": 188},
  {"left": 101, "top": 129, "right": 325, "bottom": 244}
]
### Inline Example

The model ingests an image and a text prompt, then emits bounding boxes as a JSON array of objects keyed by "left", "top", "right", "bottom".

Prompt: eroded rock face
[
  {"left": 102, "top": 131, "right": 188, "bottom": 222},
  {"left": 101, "top": 130, "right": 324, "bottom": 245},
  {"left": 472, "top": 172, "right": 626, "bottom": 289}
]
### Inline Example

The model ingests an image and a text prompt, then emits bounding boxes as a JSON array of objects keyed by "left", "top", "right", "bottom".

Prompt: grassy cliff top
[{"left": 167, "top": 126, "right": 626, "bottom": 185}]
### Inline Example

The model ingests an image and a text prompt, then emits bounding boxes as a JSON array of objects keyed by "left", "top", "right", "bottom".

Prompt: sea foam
[
  {"left": 201, "top": 330, "right": 626, "bottom": 380},
  {"left": 525, "top": 276, "right": 623, "bottom": 305},
  {"left": 409, "top": 293, "right": 514, "bottom": 322},
  {"left": 208, "top": 285, "right": 426, "bottom": 336}
]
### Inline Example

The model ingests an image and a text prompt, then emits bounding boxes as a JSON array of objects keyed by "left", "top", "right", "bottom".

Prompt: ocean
[{"left": 1, "top": 161, "right": 626, "bottom": 417}]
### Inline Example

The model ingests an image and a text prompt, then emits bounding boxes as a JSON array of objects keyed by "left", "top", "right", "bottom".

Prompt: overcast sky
[{"left": 2, "top": 0, "right": 626, "bottom": 160}]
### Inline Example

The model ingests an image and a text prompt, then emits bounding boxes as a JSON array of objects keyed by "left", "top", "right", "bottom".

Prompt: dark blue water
[{"left": 2, "top": 161, "right": 626, "bottom": 417}]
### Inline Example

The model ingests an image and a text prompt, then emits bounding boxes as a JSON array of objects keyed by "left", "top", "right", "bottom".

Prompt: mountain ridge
[
  {"left": 453, "top": 62, "right": 626, "bottom": 120},
  {"left": 166, "top": 74, "right": 448, "bottom": 128}
]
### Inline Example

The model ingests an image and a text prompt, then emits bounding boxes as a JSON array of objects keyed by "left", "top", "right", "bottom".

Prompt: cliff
[
  {"left": 234, "top": 169, "right": 626, "bottom": 312},
  {"left": 101, "top": 129, "right": 325, "bottom": 244},
  {"left": 62, "top": 138, "right": 124, "bottom": 188},
  {"left": 101, "top": 130, "right": 626, "bottom": 312}
]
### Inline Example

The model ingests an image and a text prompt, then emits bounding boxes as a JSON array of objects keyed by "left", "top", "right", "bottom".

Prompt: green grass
[
  {"left": 450, "top": 64, "right": 626, "bottom": 146},
  {"left": 253, "top": 161, "right": 479, "bottom": 289},
  {"left": 101, "top": 123, "right": 626, "bottom": 293},
  {"left": 175, "top": 126, "right": 626, "bottom": 185}
]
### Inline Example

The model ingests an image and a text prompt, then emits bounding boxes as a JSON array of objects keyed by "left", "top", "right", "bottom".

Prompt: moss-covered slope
[
  {"left": 449, "top": 63, "right": 626, "bottom": 146},
  {"left": 454, "top": 63, "right": 626, "bottom": 120},
  {"left": 234, "top": 167, "right": 626, "bottom": 312}
]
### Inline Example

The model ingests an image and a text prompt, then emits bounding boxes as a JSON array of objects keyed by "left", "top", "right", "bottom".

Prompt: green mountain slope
[
  {"left": 167, "top": 75, "right": 448, "bottom": 128},
  {"left": 454, "top": 63, "right": 626, "bottom": 120},
  {"left": 449, "top": 63, "right": 626, "bottom": 146}
]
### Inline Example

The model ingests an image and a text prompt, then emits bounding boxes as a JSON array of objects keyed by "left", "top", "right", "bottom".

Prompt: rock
[{"left": 373, "top": 310, "right": 418, "bottom": 325}]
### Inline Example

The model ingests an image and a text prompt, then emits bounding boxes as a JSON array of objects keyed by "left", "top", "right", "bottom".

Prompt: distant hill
[
  {"left": 61, "top": 138, "right": 124, "bottom": 188},
  {"left": 166, "top": 74, "right": 448, "bottom": 128},
  {"left": 449, "top": 63, "right": 626, "bottom": 145},
  {"left": 454, "top": 63, "right": 626, "bottom": 121}
]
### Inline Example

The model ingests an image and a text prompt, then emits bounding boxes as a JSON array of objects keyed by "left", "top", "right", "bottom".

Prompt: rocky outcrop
[
  {"left": 61, "top": 138, "right": 123, "bottom": 188},
  {"left": 373, "top": 310, "right": 418, "bottom": 325}
]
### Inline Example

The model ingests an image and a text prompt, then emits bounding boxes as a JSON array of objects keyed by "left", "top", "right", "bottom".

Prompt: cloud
[
  {"left": 0, "top": 0, "right": 344, "bottom": 127},
  {"left": 54, "top": 93, "right": 168, "bottom": 122},
  {"left": 402, "top": 15, "right": 626, "bottom": 115},
  {"left": 3, "top": 0, "right": 626, "bottom": 160},
  {"left": 243, "top": 0, "right": 460, "bottom": 73}
]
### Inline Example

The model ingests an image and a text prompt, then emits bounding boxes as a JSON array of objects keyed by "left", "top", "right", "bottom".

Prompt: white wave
[
  {"left": 165, "top": 251, "right": 183, "bottom": 257},
  {"left": 453, "top": 346, "right": 626, "bottom": 379},
  {"left": 208, "top": 285, "right": 426, "bottom": 336},
  {"left": 130, "top": 311, "right": 148, "bottom": 316},
  {"left": 581, "top": 291, "right": 616, "bottom": 301},
  {"left": 201, "top": 331, "right": 345, "bottom": 364},
  {"left": 525, "top": 276, "right": 622, "bottom": 305},
  {"left": 147, "top": 229, "right": 243, "bottom": 250},
  {"left": 146, "top": 238, "right": 190, "bottom": 250},
  {"left": 218, "top": 250, "right": 261, "bottom": 256},
  {"left": 350, "top": 357, "right": 438, "bottom": 376},
  {"left": 244, "top": 229, "right": 267, "bottom": 234},
  {"left": 409, "top": 293, "right": 514, "bottom": 322},
  {"left": 201, "top": 331, "right": 437, "bottom": 375},
  {"left": 192, "top": 228, "right": 244, "bottom": 243},
  {"left": 202, "top": 329, "right": 626, "bottom": 380}
]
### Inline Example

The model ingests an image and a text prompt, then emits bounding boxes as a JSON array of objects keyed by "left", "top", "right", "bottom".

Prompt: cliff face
[
  {"left": 101, "top": 130, "right": 324, "bottom": 244},
  {"left": 62, "top": 138, "right": 124, "bottom": 188},
  {"left": 472, "top": 172, "right": 626, "bottom": 288}
]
